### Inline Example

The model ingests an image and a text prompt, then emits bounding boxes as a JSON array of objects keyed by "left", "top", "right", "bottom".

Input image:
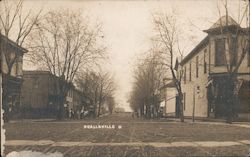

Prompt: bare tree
[
  {"left": 96, "top": 72, "right": 116, "bottom": 117},
  {"left": 152, "top": 12, "right": 185, "bottom": 122},
  {"left": 76, "top": 71, "right": 99, "bottom": 117},
  {"left": 27, "top": 10, "right": 106, "bottom": 119},
  {"left": 0, "top": 0, "right": 42, "bottom": 121},
  {"left": 76, "top": 70, "right": 115, "bottom": 118}
]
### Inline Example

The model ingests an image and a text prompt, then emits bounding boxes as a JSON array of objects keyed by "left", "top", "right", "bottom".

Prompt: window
[
  {"left": 16, "top": 56, "right": 23, "bottom": 77},
  {"left": 230, "top": 36, "right": 237, "bottom": 66},
  {"left": 184, "top": 66, "right": 186, "bottom": 84},
  {"left": 33, "top": 77, "right": 39, "bottom": 89},
  {"left": 196, "top": 56, "right": 199, "bottom": 78},
  {"left": 204, "top": 49, "right": 207, "bottom": 73},
  {"left": 189, "top": 62, "right": 192, "bottom": 81},
  {"left": 215, "top": 38, "right": 226, "bottom": 66}
]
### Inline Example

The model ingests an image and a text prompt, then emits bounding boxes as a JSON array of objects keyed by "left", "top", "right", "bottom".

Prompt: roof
[
  {"left": 180, "top": 36, "right": 209, "bottom": 66},
  {"left": 23, "top": 70, "right": 77, "bottom": 89},
  {"left": 209, "top": 15, "right": 239, "bottom": 29},
  {"left": 0, "top": 34, "right": 28, "bottom": 53},
  {"left": 180, "top": 16, "right": 247, "bottom": 66},
  {"left": 160, "top": 80, "right": 176, "bottom": 89},
  {"left": 165, "top": 81, "right": 175, "bottom": 88},
  {"left": 23, "top": 70, "right": 51, "bottom": 75},
  {"left": 203, "top": 16, "right": 244, "bottom": 34}
]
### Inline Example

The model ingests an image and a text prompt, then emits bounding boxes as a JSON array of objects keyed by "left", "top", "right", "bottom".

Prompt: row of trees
[
  {"left": 76, "top": 70, "right": 116, "bottom": 117},
  {"left": 129, "top": 11, "right": 185, "bottom": 120},
  {"left": 0, "top": 0, "right": 114, "bottom": 120},
  {"left": 129, "top": 49, "right": 166, "bottom": 119}
]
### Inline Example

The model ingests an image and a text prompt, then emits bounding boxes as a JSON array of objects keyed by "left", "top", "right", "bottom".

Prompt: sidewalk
[
  {"left": 99, "top": 113, "right": 110, "bottom": 118},
  {"left": 165, "top": 117, "right": 250, "bottom": 128},
  {"left": 9, "top": 118, "right": 56, "bottom": 123},
  {"left": 5, "top": 139, "right": 250, "bottom": 148}
]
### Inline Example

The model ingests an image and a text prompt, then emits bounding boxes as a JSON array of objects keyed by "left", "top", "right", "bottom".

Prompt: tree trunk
[
  {"left": 225, "top": 75, "right": 235, "bottom": 124},
  {"left": 2, "top": 74, "right": 11, "bottom": 122},
  {"left": 97, "top": 102, "right": 101, "bottom": 117},
  {"left": 178, "top": 92, "right": 184, "bottom": 122},
  {"left": 171, "top": 68, "right": 184, "bottom": 122}
]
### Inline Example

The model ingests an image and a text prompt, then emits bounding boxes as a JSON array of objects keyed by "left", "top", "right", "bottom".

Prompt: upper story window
[
  {"left": 230, "top": 36, "right": 237, "bottom": 66},
  {"left": 184, "top": 66, "right": 186, "bottom": 84},
  {"left": 204, "top": 49, "right": 207, "bottom": 73},
  {"left": 189, "top": 62, "right": 192, "bottom": 81},
  {"left": 215, "top": 38, "right": 226, "bottom": 66},
  {"left": 196, "top": 56, "right": 199, "bottom": 78},
  {"left": 32, "top": 77, "right": 39, "bottom": 89},
  {"left": 16, "top": 55, "right": 23, "bottom": 77}
]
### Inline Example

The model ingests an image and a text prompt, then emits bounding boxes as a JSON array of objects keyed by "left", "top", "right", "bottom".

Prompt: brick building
[{"left": 20, "top": 70, "right": 82, "bottom": 118}]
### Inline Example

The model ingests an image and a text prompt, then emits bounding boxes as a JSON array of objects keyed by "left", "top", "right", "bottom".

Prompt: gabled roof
[
  {"left": 160, "top": 80, "right": 175, "bottom": 90},
  {"left": 0, "top": 34, "right": 28, "bottom": 54},
  {"left": 204, "top": 16, "right": 242, "bottom": 33}
]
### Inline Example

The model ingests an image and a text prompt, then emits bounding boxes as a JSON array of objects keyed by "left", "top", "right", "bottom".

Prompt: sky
[{"left": 20, "top": 0, "right": 244, "bottom": 111}]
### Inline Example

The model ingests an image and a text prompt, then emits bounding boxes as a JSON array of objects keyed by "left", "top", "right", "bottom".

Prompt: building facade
[
  {"left": 179, "top": 16, "right": 250, "bottom": 120},
  {"left": 0, "top": 34, "right": 28, "bottom": 119},
  {"left": 20, "top": 70, "right": 82, "bottom": 118},
  {"left": 160, "top": 80, "right": 177, "bottom": 117}
]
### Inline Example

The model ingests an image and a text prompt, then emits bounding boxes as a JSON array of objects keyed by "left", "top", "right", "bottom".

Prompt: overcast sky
[{"left": 21, "top": 0, "right": 244, "bottom": 111}]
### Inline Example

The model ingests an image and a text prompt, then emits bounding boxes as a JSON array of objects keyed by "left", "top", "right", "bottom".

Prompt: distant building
[
  {"left": 20, "top": 70, "right": 82, "bottom": 118},
  {"left": 179, "top": 16, "right": 250, "bottom": 120},
  {"left": 0, "top": 34, "right": 28, "bottom": 116},
  {"left": 99, "top": 102, "right": 109, "bottom": 116},
  {"left": 114, "top": 107, "right": 125, "bottom": 113},
  {"left": 160, "top": 80, "right": 177, "bottom": 117}
]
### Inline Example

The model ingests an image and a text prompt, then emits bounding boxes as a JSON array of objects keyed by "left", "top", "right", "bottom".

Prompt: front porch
[{"left": 206, "top": 74, "right": 250, "bottom": 121}]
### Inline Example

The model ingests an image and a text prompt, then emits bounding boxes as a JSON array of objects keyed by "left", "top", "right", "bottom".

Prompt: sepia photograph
[{"left": 0, "top": 0, "right": 250, "bottom": 156}]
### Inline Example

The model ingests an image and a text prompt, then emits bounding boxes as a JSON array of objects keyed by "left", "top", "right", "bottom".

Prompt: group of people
[{"left": 64, "top": 106, "right": 88, "bottom": 119}]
